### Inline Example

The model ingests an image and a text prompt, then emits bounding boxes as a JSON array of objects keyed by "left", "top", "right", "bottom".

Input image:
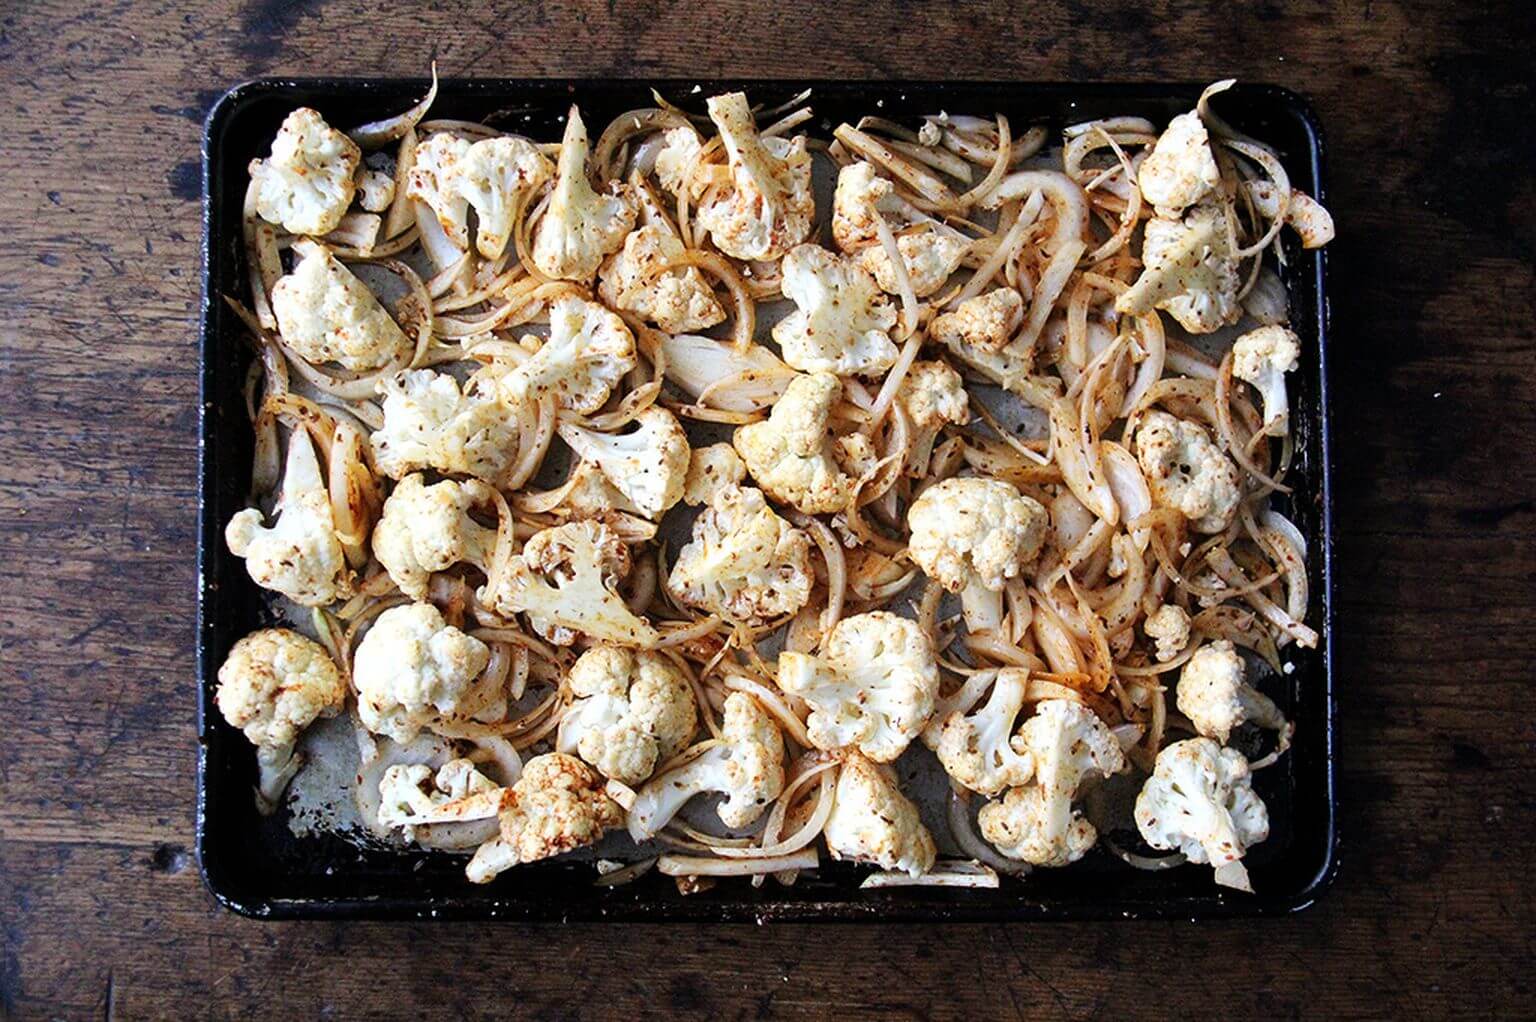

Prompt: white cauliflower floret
[
  {"left": 824, "top": 752, "right": 937, "bottom": 878},
  {"left": 668, "top": 484, "right": 815, "bottom": 623},
  {"left": 1232, "top": 324, "right": 1301, "bottom": 435},
  {"left": 978, "top": 700, "right": 1127, "bottom": 867},
  {"left": 733, "top": 372, "right": 864, "bottom": 514},
  {"left": 270, "top": 247, "right": 410, "bottom": 370},
  {"left": 657, "top": 332, "right": 796, "bottom": 413},
  {"left": 353, "top": 603, "right": 495, "bottom": 743},
  {"left": 1117, "top": 204, "right": 1241, "bottom": 334},
  {"left": 467, "top": 753, "right": 624, "bottom": 881},
  {"left": 776, "top": 611, "right": 939, "bottom": 763},
  {"left": 832, "top": 161, "right": 970, "bottom": 297},
  {"left": 479, "top": 519, "right": 658, "bottom": 648},
  {"left": 378, "top": 759, "right": 507, "bottom": 838},
  {"left": 1134, "top": 411, "right": 1242, "bottom": 533},
  {"left": 557, "top": 407, "right": 690, "bottom": 518},
  {"left": 931, "top": 288, "right": 1024, "bottom": 353},
  {"left": 1176, "top": 640, "right": 1287, "bottom": 744},
  {"left": 858, "top": 228, "right": 971, "bottom": 298},
  {"left": 456, "top": 136, "right": 553, "bottom": 259},
  {"left": 371, "top": 474, "right": 497, "bottom": 599},
  {"left": 1135, "top": 737, "right": 1270, "bottom": 891},
  {"left": 906, "top": 477, "right": 1048, "bottom": 633},
  {"left": 503, "top": 295, "right": 637, "bottom": 415},
  {"left": 248, "top": 107, "right": 360, "bottom": 236},
  {"left": 531, "top": 106, "right": 638, "bottom": 281},
  {"left": 598, "top": 224, "right": 725, "bottom": 333},
  {"left": 899, "top": 360, "right": 969, "bottom": 477},
  {"left": 654, "top": 125, "right": 705, "bottom": 197},
  {"left": 372, "top": 367, "right": 521, "bottom": 483},
  {"left": 556, "top": 646, "right": 697, "bottom": 786},
  {"left": 695, "top": 92, "right": 814, "bottom": 261},
  {"left": 682, "top": 443, "right": 746, "bottom": 505},
  {"left": 1144, "top": 603, "right": 1192, "bottom": 662},
  {"left": 627, "top": 691, "right": 786, "bottom": 839},
  {"left": 772, "top": 244, "right": 898, "bottom": 375},
  {"left": 407, "top": 133, "right": 473, "bottom": 248},
  {"left": 216, "top": 628, "right": 346, "bottom": 812},
  {"left": 934, "top": 669, "right": 1035, "bottom": 796},
  {"left": 1137, "top": 111, "right": 1222, "bottom": 217},
  {"left": 226, "top": 429, "right": 354, "bottom": 606},
  {"left": 355, "top": 167, "right": 395, "bottom": 212}
]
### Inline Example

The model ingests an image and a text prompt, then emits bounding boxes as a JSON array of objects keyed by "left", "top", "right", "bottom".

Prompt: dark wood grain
[{"left": 1, "top": 0, "right": 1532, "bottom": 1017}]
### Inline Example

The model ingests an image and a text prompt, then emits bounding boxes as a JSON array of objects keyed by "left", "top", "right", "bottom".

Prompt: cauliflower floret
[
  {"left": 654, "top": 125, "right": 705, "bottom": 197},
  {"left": 858, "top": 228, "right": 971, "bottom": 298},
  {"left": 978, "top": 700, "right": 1127, "bottom": 867},
  {"left": 557, "top": 407, "right": 690, "bottom": 518},
  {"left": 556, "top": 646, "right": 697, "bottom": 786},
  {"left": 695, "top": 92, "right": 814, "bottom": 261},
  {"left": 467, "top": 753, "right": 624, "bottom": 881},
  {"left": 1137, "top": 111, "right": 1222, "bottom": 217},
  {"left": 772, "top": 244, "right": 898, "bottom": 375},
  {"left": 1134, "top": 411, "right": 1242, "bottom": 533},
  {"left": 899, "top": 360, "right": 970, "bottom": 477},
  {"left": 270, "top": 247, "right": 411, "bottom": 371},
  {"left": 931, "top": 288, "right": 1024, "bottom": 353},
  {"left": 1232, "top": 324, "right": 1301, "bottom": 435},
  {"left": 777, "top": 611, "right": 939, "bottom": 762},
  {"left": 226, "top": 429, "right": 355, "bottom": 606},
  {"left": 353, "top": 603, "right": 495, "bottom": 742},
  {"left": 1117, "top": 204, "right": 1241, "bottom": 334},
  {"left": 248, "top": 107, "right": 360, "bottom": 236},
  {"left": 682, "top": 443, "right": 747, "bottom": 505},
  {"left": 531, "top": 106, "right": 638, "bottom": 281},
  {"left": 407, "top": 133, "right": 473, "bottom": 248},
  {"left": 906, "top": 477, "right": 1048, "bottom": 633},
  {"left": 372, "top": 366, "right": 521, "bottom": 483},
  {"left": 355, "top": 167, "right": 395, "bottom": 212},
  {"left": 934, "top": 669, "right": 1035, "bottom": 796},
  {"left": 832, "top": 161, "right": 970, "bottom": 297},
  {"left": 733, "top": 372, "right": 864, "bottom": 514},
  {"left": 378, "top": 759, "right": 508, "bottom": 838},
  {"left": 824, "top": 752, "right": 937, "bottom": 877},
  {"left": 371, "top": 474, "right": 497, "bottom": 599},
  {"left": 216, "top": 628, "right": 346, "bottom": 812},
  {"left": 1135, "top": 737, "right": 1270, "bottom": 891},
  {"left": 479, "top": 519, "right": 658, "bottom": 648},
  {"left": 627, "top": 691, "right": 786, "bottom": 839},
  {"left": 502, "top": 295, "right": 637, "bottom": 415},
  {"left": 456, "top": 136, "right": 553, "bottom": 259},
  {"left": 1144, "top": 603, "right": 1192, "bottom": 663},
  {"left": 598, "top": 224, "right": 725, "bottom": 333},
  {"left": 668, "top": 484, "right": 815, "bottom": 623},
  {"left": 1176, "top": 640, "right": 1288, "bottom": 744}
]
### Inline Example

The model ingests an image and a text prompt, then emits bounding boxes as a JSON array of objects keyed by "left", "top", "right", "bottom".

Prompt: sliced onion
[
  {"left": 948, "top": 790, "right": 1031, "bottom": 876},
  {"left": 657, "top": 848, "right": 819, "bottom": 877},
  {"left": 349, "top": 66, "right": 439, "bottom": 148},
  {"left": 861, "top": 861, "right": 1000, "bottom": 889}
]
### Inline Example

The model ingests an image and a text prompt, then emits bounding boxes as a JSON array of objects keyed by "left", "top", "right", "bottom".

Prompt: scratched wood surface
[{"left": 2, "top": 0, "right": 1533, "bottom": 1017}]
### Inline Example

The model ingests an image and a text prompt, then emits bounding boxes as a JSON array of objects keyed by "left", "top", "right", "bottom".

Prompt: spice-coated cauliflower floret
[
  {"left": 1176, "top": 640, "right": 1287, "bottom": 744},
  {"left": 682, "top": 443, "right": 747, "bottom": 505},
  {"left": 372, "top": 367, "right": 521, "bottom": 483},
  {"left": 1117, "top": 203, "right": 1241, "bottom": 334},
  {"left": 824, "top": 752, "right": 937, "bottom": 878},
  {"left": 654, "top": 126, "right": 705, "bottom": 198},
  {"left": 832, "top": 162, "right": 970, "bottom": 297},
  {"left": 598, "top": 224, "right": 725, "bottom": 333},
  {"left": 1134, "top": 411, "right": 1242, "bottom": 534},
  {"left": 556, "top": 646, "right": 698, "bottom": 786},
  {"left": 355, "top": 167, "right": 395, "bottom": 212},
  {"left": 627, "top": 691, "right": 786, "bottom": 839},
  {"left": 858, "top": 228, "right": 971, "bottom": 298},
  {"left": 1144, "top": 603, "right": 1192, "bottom": 663},
  {"left": 378, "top": 759, "right": 507, "bottom": 837},
  {"left": 772, "top": 244, "right": 898, "bottom": 375},
  {"left": 934, "top": 669, "right": 1035, "bottom": 796},
  {"left": 776, "top": 611, "right": 939, "bottom": 763},
  {"left": 226, "top": 430, "right": 355, "bottom": 606},
  {"left": 557, "top": 407, "right": 691, "bottom": 518},
  {"left": 931, "top": 288, "right": 1024, "bottom": 353},
  {"left": 906, "top": 477, "right": 1048, "bottom": 633},
  {"left": 456, "top": 136, "right": 553, "bottom": 259},
  {"left": 371, "top": 473, "right": 497, "bottom": 599},
  {"left": 248, "top": 107, "right": 360, "bottom": 236},
  {"left": 695, "top": 92, "right": 814, "bottom": 262},
  {"left": 407, "top": 133, "right": 474, "bottom": 248},
  {"left": 532, "top": 106, "right": 638, "bottom": 281},
  {"left": 899, "top": 360, "right": 970, "bottom": 477},
  {"left": 480, "top": 519, "right": 659, "bottom": 648},
  {"left": 503, "top": 295, "right": 637, "bottom": 415},
  {"left": 733, "top": 372, "right": 864, "bottom": 515},
  {"left": 467, "top": 753, "right": 624, "bottom": 881},
  {"left": 1232, "top": 324, "right": 1301, "bottom": 435},
  {"left": 270, "top": 247, "right": 411, "bottom": 371},
  {"left": 353, "top": 603, "right": 495, "bottom": 743},
  {"left": 978, "top": 700, "right": 1127, "bottom": 867},
  {"left": 1135, "top": 737, "right": 1270, "bottom": 891},
  {"left": 668, "top": 485, "right": 815, "bottom": 623},
  {"left": 1137, "top": 111, "right": 1222, "bottom": 217}
]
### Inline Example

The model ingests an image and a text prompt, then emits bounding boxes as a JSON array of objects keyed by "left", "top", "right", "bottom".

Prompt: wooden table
[{"left": 2, "top": 1, "right": 1530, "bottom": 1016}]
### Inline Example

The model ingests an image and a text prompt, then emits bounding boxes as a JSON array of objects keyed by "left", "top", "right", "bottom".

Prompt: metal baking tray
[{"left": 198, "top": 78, "right": 1337, "bottom": 921}]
